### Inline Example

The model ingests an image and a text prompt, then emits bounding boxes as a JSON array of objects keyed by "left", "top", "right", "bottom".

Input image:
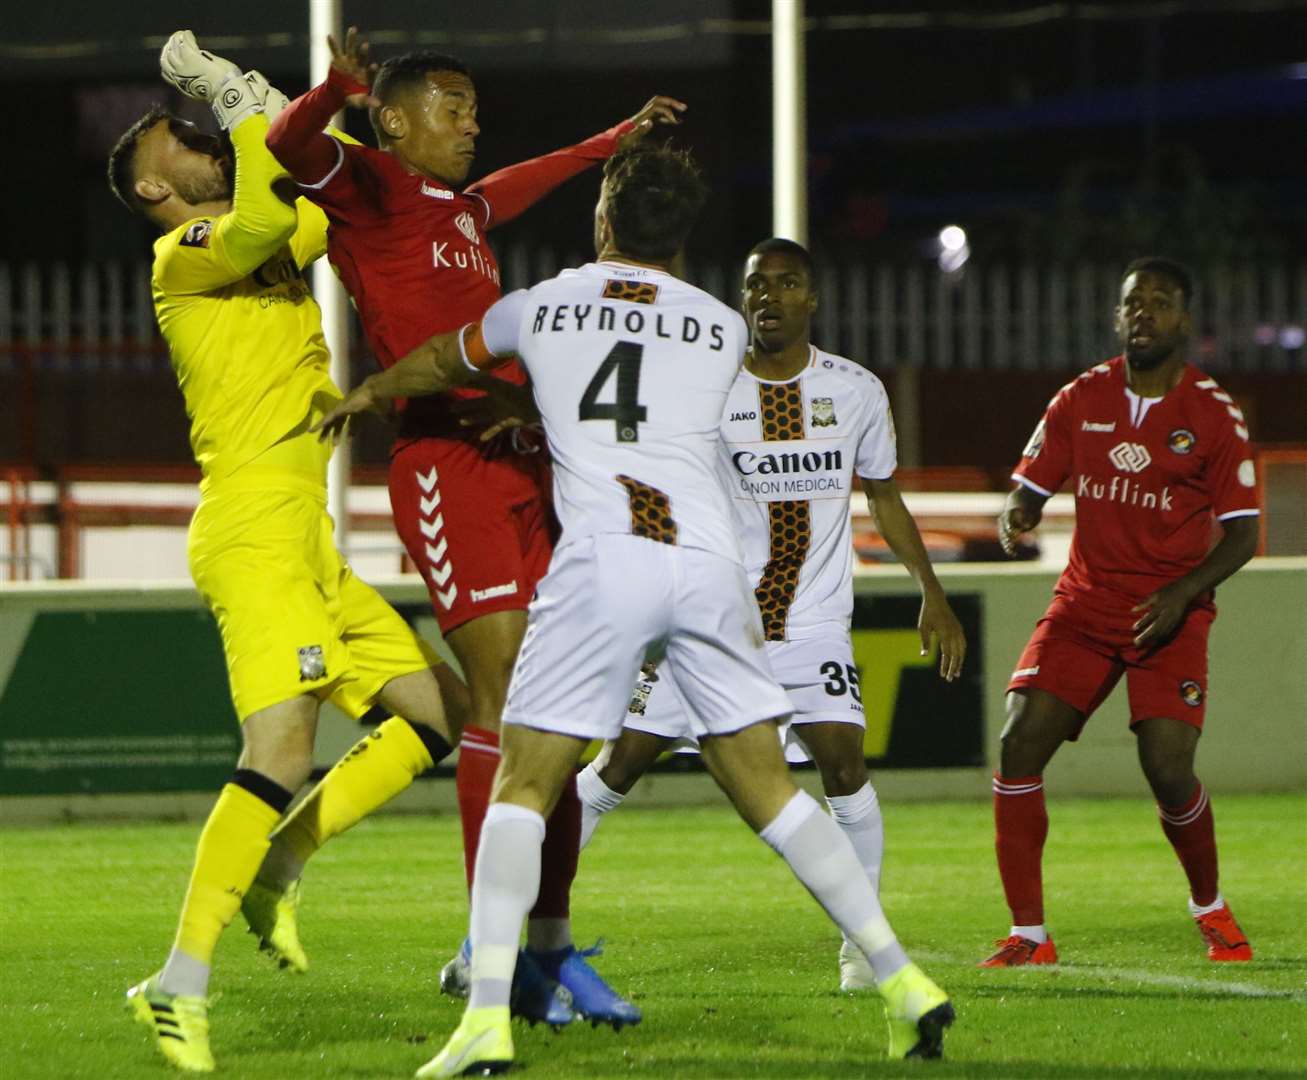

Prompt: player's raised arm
[
  {"left": 266, "top": 26, "right": 379, "bottom": 186},
  {"left": 153, "top": 32, "right": 299, "bottom": 290},
  {"left": 468, "top": 95, "right": 686, "bottom": 229},
  {"left": 862, "top": 477, "right": 967, "bottom": 681}
]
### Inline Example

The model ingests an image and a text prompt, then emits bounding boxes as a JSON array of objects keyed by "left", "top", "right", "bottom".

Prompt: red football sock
[
  {"left": 455, "top": 726, "right": 500, "bottom": 891},
  {"left": 1158, "top": 782, "right": 1219, "bottom": 907},
  {"left": 531, "top": 774, "right": 580, "bottom": 920},
  {"left": 993, "top": 773, "right": 1048, "bottom": 926}
]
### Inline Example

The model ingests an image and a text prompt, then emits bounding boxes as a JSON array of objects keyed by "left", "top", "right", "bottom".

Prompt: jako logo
[
  {"left": 1108, "top": 442, "right": 1151, "bottom": 473},
  {"left": 454, "top": 211, "right": 479, "bottom": 243}
]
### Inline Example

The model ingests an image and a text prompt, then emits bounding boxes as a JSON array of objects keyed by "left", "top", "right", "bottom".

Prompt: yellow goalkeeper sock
[
  {"left": 260, "top": 718, "right": 447, "bottom": 888},
  {"left": 170, "top": 774, "right": 289, "bottom": 970}
]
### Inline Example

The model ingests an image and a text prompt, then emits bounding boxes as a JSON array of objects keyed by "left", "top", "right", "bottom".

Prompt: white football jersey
[
  {"left": 481, "top": 261, "right": 748, "bottom": 558},
  {"left": 718, "top": 345, "right": 896, "bottom": 640}
]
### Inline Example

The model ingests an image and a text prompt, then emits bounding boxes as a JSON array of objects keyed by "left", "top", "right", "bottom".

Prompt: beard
[
  {"left": 173, "top": 158, "right": 233, "bottom": 205},
  {"left": 1123, "top": 338, "right": 1172, "bottom": 369}
]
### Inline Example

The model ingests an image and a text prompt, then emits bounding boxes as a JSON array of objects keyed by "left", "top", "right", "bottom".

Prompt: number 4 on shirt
[{"left": 579, "top": 340, "right": 648, "bottom": 442}]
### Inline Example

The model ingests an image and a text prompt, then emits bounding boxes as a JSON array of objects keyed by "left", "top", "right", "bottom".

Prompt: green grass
[{"left": 1, "top": 793, "right": 1304, "bottom": 1078}]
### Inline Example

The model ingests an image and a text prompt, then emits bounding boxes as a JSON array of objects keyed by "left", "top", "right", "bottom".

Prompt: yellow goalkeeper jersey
[{"left": 152, "top": 112, "right": 340, "bottom": 487}]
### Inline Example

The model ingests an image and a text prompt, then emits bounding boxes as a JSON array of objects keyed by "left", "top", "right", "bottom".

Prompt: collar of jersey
[
  {"left": 595, "top": 258, "right": 670, "bottom": 279},
  {"left": 742, "top": 343, "right": 817, "bottom": 386}
]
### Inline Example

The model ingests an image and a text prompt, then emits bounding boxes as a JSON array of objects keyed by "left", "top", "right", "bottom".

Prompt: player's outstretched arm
[
  {"left": 1132, "top": 515, "right": 1259, "bottom": 648},
  {"left": 312, "top": 322, "right": 511, "bottom": 444},
  {"left": 863, "top": 477, "right": 967, "bottom": 681},
  {"left": 266, "top": 26, "right": 379, "bottom": 186},
  {"left": 467, "top": 95, "right": 686, "bottom": 229}
]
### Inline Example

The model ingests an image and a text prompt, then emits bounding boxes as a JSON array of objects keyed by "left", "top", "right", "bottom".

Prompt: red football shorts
[
  {"left": 388, "top": 436, "right": 556, "bottom": 635},
  {"left": 1007, "top": 593, "right": 1214, "bottom": 736}
]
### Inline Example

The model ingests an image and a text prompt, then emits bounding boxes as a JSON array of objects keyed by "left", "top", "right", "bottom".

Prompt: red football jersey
[
  {"left": 1013, "top": 357, "right": 1259, "bottom": 611},
  {"left": 306, "top": 142, "right": 519, "bottom": 436}
]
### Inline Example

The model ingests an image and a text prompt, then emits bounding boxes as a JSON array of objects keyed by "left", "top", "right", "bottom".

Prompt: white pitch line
[{"left": 914, "top": 950, "right": 1303, "bottom": 1000}]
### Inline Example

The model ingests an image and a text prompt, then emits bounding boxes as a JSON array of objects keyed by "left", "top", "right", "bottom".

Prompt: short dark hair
[
  {"left": 601, "top": 145, "right": 708, "bottom": 262},
  {"left": 108, "top": 104, "right": 172, "bottom": 214},
  {"left": 1123, "top": 256, "right": 1195, "bottom": 309},
  {"left": 370, "top": 51, "right": 471, "bottom": 141},
  {"left": 746, "top": 237, "right": 814, "bottom": 279}
]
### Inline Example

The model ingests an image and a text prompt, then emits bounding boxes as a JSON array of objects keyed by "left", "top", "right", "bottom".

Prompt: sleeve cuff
[
  {"left": 1216, "top": 508, "right": 1260, "bottom": 521},
  {"left": 458, "top": 324, "right": 482, "bottom": 373},
  {"left": 298, "top": 138, "right": 345, "bottom": 190},
  {"left": 1012, "top": 473, "right": 1054, "bottom": 498}
]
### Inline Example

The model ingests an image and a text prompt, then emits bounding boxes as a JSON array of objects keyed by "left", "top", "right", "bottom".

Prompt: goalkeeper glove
[
  {"left": 159, "top": 29, "right": 241, "bottom": 103},
  {"left": 242, "top": 70, "right": 291, "bottom": 124}
]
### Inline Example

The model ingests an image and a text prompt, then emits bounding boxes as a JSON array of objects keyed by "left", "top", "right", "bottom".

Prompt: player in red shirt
[
  {"left": 981, "top": 258, "right": 1260, "bottom": 967},
  {"left": 261, "top": 27, "right": 682, "bottom": 1026}
]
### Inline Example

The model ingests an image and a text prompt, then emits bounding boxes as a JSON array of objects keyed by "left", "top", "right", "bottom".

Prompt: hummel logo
[
  {"left": 420, "top": 182, "right": 454, "bottom": 200},
  {"left": 1108, "top": 441, "right": 1151, "bottom": 473},
  {"left": 471, "top": 581, "right": 518, "bottom": 602},
  {"left": 1082, "top": 421, "right": 1116, "bottom": 432}
]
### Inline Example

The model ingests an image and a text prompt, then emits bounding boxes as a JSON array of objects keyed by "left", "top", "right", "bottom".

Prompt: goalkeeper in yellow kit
[{"left": 108, "top": 32, "right": 468, "bottom": 1073}]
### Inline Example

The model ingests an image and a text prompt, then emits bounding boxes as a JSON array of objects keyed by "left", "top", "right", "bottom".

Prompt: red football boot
[
  {"left": 1195, "top": 903, "right": 1253, "bottom": 962},
  {"left": 977, "top": 934, "right": 1058, "bottom": 968}
]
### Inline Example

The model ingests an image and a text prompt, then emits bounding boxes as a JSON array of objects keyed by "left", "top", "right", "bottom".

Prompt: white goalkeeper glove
[
  {"left": 159, "top": 30, "right": 241, "bottom": 103},
  {"left": 242, "top": 70, "right": 290, "bottom": 123}
]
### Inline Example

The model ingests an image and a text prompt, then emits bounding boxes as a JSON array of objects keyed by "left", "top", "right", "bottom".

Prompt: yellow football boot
[
  {"left": 126, "top": 972, "right": 214, "bottom": 1073},
  {"left": 877, "top": 962, "right": 955, "bottom": 1059},
  {"left": 242, "top": 879, "right": 308, "bottom": 973},
  {"left": 415, "top": 1005, "right": 513, "bottom": 1078}
]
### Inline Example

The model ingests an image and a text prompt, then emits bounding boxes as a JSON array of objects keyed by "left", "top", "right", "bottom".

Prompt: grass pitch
[{"left": 1, "top": 792, "right": 1303, "bottom": 1078}]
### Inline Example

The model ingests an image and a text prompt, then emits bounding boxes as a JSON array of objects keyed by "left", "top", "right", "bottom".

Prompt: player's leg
[
  {"left": 130, "top": 695, "right": 313, "bottom": 1073},
  {"left": 793, "top": 720, "right": 884, "bottom": 991},
  {"left": 577, "top": 661, "right": 687, "bottom": 848},
  {"left": 699, "top": 720, "right": 953, "bottom": 1059},
  {"left": 982, "top": 609, "right": 1121, "bottom": 967},
  {"left": 672, "top": 549, "right": 952, "bottom": 1059},
  {"left": 577, "top": 729, "right": 673, "bottom": 848},
  {"left": 421, "top": 534, "right": 655, "bottom": 1077},
  {"left": 1128, "top": 612, "right": 1250, "bottom": 960}
]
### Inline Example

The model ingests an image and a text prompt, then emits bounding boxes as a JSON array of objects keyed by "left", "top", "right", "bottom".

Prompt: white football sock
[
  {"left": 576, "top": 763, "right": 626, "bottom": 850},
  {"left": 1011, "top": 924, "right": 1048, "bottom": 943},
  {"left": 467, "top": 802, "right": 545, "bottom": 1010},
  {"left": 159, "top": 948, "right": 210, "bottom": 998},
  {"left": 759, "top": 790, "right": 909, "bottom": 983},
  {"left": 826, "top": 782, "right": 884, "bottom": 895},
  {"left": 1188, "top": 894, "right": 1225, "bottom": 918}
]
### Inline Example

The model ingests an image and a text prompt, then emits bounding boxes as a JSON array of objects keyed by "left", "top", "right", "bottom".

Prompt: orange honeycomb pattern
[
  {"left": 754, "top": 378, "right": 810, "bottom": 640},
  {"left": 616, "top": 474, "right": 678, "bottom": 545},
  {"left": 602, "top": 279, "right": 660, "bottom": 304},
  {"left": 757, "top": 380, "right": 806, "bottom": 440}
]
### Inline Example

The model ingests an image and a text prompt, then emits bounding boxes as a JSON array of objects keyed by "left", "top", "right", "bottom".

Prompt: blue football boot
[
  {"left": 439, "top": 938, "right": 574, "bottom": 1030},
  {"left": 529, "top": 941, "right": 642, "bottom": 1030}
]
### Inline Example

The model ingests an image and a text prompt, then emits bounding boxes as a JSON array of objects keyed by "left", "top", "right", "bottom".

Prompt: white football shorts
[
  {"left": 625, "top": 631, "right": 866, "bottom": 760},
  {"left": 501, "top": 534, "right": 792, "bottom": 741}
]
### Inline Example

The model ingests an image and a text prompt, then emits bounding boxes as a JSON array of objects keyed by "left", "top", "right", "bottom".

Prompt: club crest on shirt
[
  {"left": 298, "top": 645, "right": 326, "bottom": 682},
  {"left": 454, "top": 211, "right": 479, "bottom": 244},
  {"left": 1168, "top": 428, "right": 1196, "bottom": 454},
  {"left": 1179, "top": 679, "right": 1204, "bottom": 707},
  {"left": 179, "top": 219, "right": 213, "bottom": 248},
  {"left": 1108, "top": 441, "right": 1151, "bottom": 473},
  {"left": 810, "top": 397, "right": 837, "bottom": 427}
]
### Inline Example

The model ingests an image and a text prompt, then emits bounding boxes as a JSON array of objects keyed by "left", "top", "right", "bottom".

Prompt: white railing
[{"left": 2, "top": 256, "right": 1304, "bottom": 374}]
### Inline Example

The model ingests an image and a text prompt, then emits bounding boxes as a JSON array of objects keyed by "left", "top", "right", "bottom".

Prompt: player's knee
[
  {"left": 818, "top": 756, "right": 867, "bottom": 797},
  {"left": 239, "top": 740, "right": 313, "bottom": 794},
  {"left": 1139, "top": 749, "right": 1196, "bottom": 806}
]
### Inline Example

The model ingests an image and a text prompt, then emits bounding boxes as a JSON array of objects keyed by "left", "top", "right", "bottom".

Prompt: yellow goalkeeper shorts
[{"left": 188, "top": 466, "right": 439, "bottom": 721}]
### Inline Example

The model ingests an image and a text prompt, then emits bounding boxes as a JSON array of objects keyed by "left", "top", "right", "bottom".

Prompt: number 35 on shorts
[{"left": 820, "top": 661, "right": 863, "bottom": 703}]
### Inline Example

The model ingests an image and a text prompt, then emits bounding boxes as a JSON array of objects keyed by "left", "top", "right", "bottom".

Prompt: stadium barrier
[{"left": 1, "top": 560, "right": 1303, "bottom": 823}]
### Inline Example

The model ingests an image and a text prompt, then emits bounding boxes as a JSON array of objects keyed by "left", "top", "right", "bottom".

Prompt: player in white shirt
[
  {"left": 576, "top": 238, "right": 967, "bottom": 991},
  {"left": 316, "top": 147, "right": 954, "bottom": 1076}
]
